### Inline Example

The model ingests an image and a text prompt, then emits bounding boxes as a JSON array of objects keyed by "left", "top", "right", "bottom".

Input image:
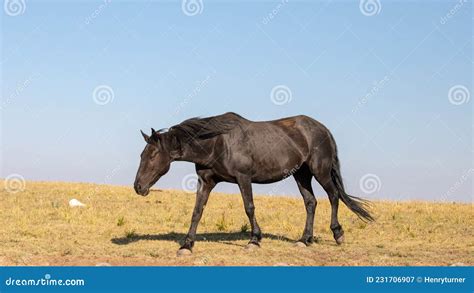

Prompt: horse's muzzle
[{"left": 134, "top": 183, "right": 150, "bottom": 196}]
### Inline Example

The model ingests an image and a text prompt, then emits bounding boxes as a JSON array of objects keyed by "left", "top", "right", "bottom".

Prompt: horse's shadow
[{"left": 111, "top": 231, "right": 294, "bottom": 246}]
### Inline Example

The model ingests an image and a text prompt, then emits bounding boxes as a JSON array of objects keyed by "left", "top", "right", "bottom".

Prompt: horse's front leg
[{"left": 177, "top": 176, "right": 215, "bottom": 256}]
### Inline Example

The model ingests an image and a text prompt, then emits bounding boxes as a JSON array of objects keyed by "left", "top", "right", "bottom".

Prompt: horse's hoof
[
  {"left": 245, "top": 243, "right": 260, "bottom": 250},
  {"left": 336, "top": 235, "right": 345, "bottom": 245},
  {"left": 177, "top": 248, "right": 192, "bottom": 256},
  {"left": 294, "top": 241, "right": 308, "bottom": 248}
]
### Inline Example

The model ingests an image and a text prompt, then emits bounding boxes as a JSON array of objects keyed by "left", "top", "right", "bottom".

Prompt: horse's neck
[{"left": 176, "top": 138, "right": 215, "bottom": 166}]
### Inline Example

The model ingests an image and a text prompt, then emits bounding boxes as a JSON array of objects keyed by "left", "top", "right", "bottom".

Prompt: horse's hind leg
[
  {"left": 311, "top": 165, "right": 344, "bottom": 245},
  {"left": 293, "top": 165, "right": 317, "bottom": 246},
  {"left": 236, "top": 175, "right": 262, "bottom": 248}
]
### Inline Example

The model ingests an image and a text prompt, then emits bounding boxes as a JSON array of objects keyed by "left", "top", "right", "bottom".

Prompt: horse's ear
[
  {"left": 141, "top": 130, "right": 150, "bottom": 143},
  {"left": 150, "top": 128, "right": 161, "bottom": 144}
]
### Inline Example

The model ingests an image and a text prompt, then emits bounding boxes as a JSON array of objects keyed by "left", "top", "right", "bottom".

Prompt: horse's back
[{"left": 218, "top": 115, "right": 330, "bottom": 183}]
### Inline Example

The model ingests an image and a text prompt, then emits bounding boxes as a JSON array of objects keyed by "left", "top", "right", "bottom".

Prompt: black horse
[{"left": 134, "top": 112, "right": 373, "bottom": 255}]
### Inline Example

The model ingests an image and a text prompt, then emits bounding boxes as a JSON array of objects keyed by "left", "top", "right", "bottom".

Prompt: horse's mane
[{"left": 169, "top": 112, "right": 244, "bottom": 142}]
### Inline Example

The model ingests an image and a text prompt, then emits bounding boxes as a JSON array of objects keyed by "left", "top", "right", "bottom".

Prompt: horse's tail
[{"left": 330, "top": 145, "right": 374, "bottom": 222}]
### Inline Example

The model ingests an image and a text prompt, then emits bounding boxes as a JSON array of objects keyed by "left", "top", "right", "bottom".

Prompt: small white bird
[{"left": 69, "top": 199, "right": 86, "bottom": 208}]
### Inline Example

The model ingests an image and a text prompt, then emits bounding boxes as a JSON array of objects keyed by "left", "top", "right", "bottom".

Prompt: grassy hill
[{"left": 0, "top": 180, "right": 472, "bottom": 266}]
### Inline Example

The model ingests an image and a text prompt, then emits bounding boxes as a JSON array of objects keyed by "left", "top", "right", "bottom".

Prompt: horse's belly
[
  {"left": 250, "top": 149, "right": 303, "bottom": 183},
  {"left": 236, "top": 122, "right": 308, "bottom": 183}
]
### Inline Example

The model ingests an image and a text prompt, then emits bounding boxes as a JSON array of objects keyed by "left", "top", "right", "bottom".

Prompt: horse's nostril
[{"left": 134, "top": 183, "right": 142, "bottom": 193}]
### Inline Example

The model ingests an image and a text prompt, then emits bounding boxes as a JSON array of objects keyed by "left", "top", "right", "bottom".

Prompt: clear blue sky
[{"left": 1, "top": 0, "right": 472, "bottom": 202}]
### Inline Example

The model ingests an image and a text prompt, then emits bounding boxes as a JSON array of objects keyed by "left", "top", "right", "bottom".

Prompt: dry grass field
[{"left": 0, "top": 180, "right": 472, "bottom": 266}]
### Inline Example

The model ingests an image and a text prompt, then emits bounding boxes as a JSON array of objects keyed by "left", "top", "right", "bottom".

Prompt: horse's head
[{"left": 134, "top": 128, "right": 172, "bottom": 196}]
